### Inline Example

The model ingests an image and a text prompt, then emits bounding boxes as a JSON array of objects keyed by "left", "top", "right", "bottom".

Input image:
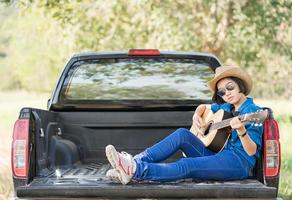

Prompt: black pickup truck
[{"left": 11, "top": 50, "right": 281, "bottom": 199}]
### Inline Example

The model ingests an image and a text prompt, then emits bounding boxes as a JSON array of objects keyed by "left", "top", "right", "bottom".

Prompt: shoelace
[
  {"left": 121, "top": 151, "right": 132, "bottom": 158},
  {"left": 119, "top": 151, "right": 134, "bottom": 175}
]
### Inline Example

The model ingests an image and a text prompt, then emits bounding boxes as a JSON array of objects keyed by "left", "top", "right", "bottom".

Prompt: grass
[
  {"left": 0, "top": 91, "right": 291, "bottom": 199},
  {"left": 278, "top": 121, "right": 292, "bottom": 199},
  {"left": 0, "top": 166, "right": 12, "bottom": 200}
]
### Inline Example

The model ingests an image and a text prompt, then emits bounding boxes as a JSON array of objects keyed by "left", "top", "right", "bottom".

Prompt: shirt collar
[
  {"left": 238, "top": 97, "right": 253, "bottom": 113},
  {"left": 226, "top": 97, "right": 254, "bottom": 113}
]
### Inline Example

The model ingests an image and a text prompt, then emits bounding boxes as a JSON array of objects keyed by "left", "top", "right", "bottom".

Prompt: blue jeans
[{"left": 133, "top": 128, "right": 250, "bottom": 182}]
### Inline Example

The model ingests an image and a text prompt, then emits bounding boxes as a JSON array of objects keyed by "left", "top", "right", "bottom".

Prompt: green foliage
[
  {"left": 0, "top": 4, "right": 74, "bottom": 92},
  {"left": 0, "top": 0, "right": 291, "bottom": 98}
]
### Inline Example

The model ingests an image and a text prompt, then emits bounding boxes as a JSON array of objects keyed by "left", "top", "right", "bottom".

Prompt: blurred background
[{"left": 0, "top": 0, "right": 291, "bottom": 199}]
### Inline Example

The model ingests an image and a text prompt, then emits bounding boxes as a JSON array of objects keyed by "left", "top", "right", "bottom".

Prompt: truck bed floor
[{"left": 16, "top": 162, "right": 277, "bottom": 199}]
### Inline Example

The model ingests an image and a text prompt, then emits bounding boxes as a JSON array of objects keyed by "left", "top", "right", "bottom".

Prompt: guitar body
[{"left": 191, "top": 109, "right": 233, "bottom": 152}]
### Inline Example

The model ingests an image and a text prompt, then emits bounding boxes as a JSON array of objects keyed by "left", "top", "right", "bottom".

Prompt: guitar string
[{"left": 209, "top": 115, "right": 244, "bottom": 130}]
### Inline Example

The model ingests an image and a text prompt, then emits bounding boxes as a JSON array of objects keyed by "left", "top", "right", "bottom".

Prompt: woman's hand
[
  {"left": 192, "top": 113, "right": 206, "bottom": 136},
  {"left": 230, "top": 117, "right": 246, "bottom": 136}
]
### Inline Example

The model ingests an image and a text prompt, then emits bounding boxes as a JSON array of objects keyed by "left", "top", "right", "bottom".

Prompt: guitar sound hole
[{"left": 203, "top": 123, "right": 212, "bottom": 136}]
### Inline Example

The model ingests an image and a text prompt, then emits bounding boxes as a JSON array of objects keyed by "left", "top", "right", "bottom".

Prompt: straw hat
[{"left": 207, "top": 66, "right": 253, "bottom": 95}]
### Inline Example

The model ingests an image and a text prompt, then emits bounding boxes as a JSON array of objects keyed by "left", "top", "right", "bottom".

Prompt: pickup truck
[{"left": 11, "top": 50, "right": 281, "bottom": 199}]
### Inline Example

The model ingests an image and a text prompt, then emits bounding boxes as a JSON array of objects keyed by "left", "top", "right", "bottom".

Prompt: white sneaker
[
  {"left": 105, "top": 145, "right": 136, "bottom": 185},
  {"left": 106, "top": 169, "right": 119, "bottom": 181}
]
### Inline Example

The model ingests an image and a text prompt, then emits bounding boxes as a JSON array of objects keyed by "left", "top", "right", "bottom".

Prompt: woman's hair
[{"left": 212, "top": 77, "right": 247, "bottom": 104}]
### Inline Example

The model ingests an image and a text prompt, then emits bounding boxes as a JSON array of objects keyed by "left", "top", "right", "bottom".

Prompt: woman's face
[{"left": 216, "top": 78, "right": 245, "bottom": 105}]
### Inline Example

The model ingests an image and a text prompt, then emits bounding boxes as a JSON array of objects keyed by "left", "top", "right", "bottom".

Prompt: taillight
[
  {"left": 128, "top": 49, "right": 160, "bottom": 56},
  {"left": 11, "top": 119, "right": 29, "bottom": 178},
  {"left": 264, "top": 118, "right": 281, "bottom": 177}
]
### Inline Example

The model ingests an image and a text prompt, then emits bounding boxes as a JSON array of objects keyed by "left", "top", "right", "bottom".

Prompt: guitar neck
[{"left": 210, "top": 114, "right": 245, "bottom": 130}]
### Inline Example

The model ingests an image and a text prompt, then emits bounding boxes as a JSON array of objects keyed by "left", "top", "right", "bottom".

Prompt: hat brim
[{"left": 207, "top": 68, "right": 252, "bottom": 95}]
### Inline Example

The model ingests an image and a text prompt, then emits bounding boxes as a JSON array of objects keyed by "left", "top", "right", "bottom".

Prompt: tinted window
[{"left": 61, "top": 58, "right": 214, "bottom": 101}]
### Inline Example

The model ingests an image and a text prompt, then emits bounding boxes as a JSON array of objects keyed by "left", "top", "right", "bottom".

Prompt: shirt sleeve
[{"left": 245, "top": 122, "right": 264, "bottom": 150}]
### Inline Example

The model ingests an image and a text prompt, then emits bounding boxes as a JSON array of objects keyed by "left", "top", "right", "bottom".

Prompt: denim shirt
[{"left": 211, "top": 97, "right": 263, "bottom": 168}]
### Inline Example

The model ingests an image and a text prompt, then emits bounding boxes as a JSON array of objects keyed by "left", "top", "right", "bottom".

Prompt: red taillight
[
  {"left": 264, "top": 118, "right": 281, "bottom": 177},
  {"left": 11, "top": 119, "right": 29, "bottom": 178},
  {"left": 128, "top": 49, "right": 160, "bottom": 56}
]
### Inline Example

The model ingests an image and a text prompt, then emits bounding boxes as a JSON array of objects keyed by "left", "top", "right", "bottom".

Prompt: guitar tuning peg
[{"left": 259, "top": 123, "right": 262, "bottom": 126}]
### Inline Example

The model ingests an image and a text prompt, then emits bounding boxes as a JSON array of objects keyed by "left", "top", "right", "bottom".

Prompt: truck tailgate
[{"left": 16, "top": 163, "right": 277, "bottom": 199}]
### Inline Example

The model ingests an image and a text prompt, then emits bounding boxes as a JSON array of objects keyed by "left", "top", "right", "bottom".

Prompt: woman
[{"left": 105, "top": 65, "right": 263, "bottom": 185}]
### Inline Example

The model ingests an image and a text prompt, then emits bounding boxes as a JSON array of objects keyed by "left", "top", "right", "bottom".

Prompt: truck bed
[
  {"left": 11, "top": 108, "right": 278, "bottom": 199},
  {"left": 16, "top": 162, "right": 276, "bottom": 199}
]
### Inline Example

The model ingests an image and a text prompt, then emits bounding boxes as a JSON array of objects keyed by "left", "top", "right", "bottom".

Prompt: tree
[{"left": 0, "top": 0, "right": 291, "bottom": 98}]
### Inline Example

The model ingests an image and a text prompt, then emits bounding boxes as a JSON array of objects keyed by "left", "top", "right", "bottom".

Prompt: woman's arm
[{"left": 230, "top": 117, "right": 257, "bottom": 156}]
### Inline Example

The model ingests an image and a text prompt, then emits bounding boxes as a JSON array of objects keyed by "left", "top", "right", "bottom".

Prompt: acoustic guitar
[{"left": 190, "top": 108, "right": 268, "bottom": 152}]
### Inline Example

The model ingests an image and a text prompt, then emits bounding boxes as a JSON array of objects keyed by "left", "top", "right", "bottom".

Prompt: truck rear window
[{"left": 61, "top": 58, "right": 214, "bottom": 101}]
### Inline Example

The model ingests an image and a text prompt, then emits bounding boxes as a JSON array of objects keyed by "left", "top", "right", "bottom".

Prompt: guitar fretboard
[{"left": 210, "top": 115, "right": 245, "bottom": 130}]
